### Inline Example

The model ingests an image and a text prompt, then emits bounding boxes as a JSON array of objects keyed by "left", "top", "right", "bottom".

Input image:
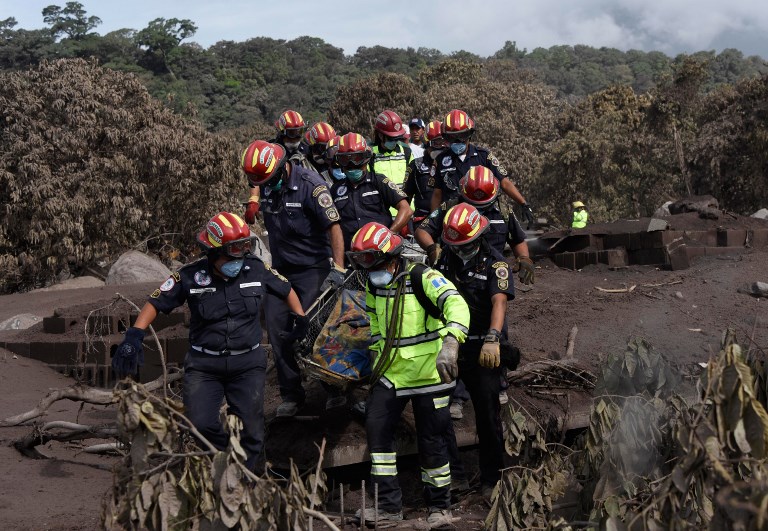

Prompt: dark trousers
[
  {"left": 183, "top": 347, "right": 267, "bottom": 471},
  {"left": 457, "top": 341, "right": 503, "bottom": 487},
  {"left": 265, "top": 262, "right": 330, "bottom": 402},
  {"left": 366, "top": 383, "right": 452, "bottom": 512}
]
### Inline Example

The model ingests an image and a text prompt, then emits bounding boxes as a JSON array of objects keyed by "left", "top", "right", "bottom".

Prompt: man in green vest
[
  {"left": 370, "top": 110, "right": 414, "bottom": 215},
  {"left": 347, "top": 221, "right": 469, "bottom": 527},
  {"left": 572, "top": 200, "right": 588, "bottom": 228}
]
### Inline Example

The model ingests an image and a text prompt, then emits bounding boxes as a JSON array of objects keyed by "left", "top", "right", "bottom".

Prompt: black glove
[
  {"left": 521, "top": 203, "right": 535, "bottom": 230},
  {"left": 112, "top": 327, "right": 145, "bottom": 379},
  {"left": 280, "top": 313, "right": 311, "bottom": 355},
  {"left": 320, "top": 264, "right": 346, "bottom": 292}
]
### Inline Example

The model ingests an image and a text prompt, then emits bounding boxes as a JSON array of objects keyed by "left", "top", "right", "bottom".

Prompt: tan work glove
[
  {"left": 426, "top": 243, "right": 441, "bottom": 267},
  {"left": 515, "top": 256, "right": 535, "bottom": 285},
  {"left": 436, "top": 335, "right": 459, "bottom": 383},
  {"left": 479, "top": 330, "right": 501, "bottom": 368}
]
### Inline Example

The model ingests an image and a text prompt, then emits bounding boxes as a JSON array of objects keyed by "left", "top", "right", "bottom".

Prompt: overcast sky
[{"left": 3, "top": 0, "right": 768, "bottom": 59}]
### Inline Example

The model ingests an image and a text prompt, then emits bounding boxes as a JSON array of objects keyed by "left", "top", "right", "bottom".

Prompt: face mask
[
  {"left": 345, "top": 168, "right": 364, "bottom": 182},
  {"left": 284, "top": 141, "right": 301, "bottom": 152},
  {"left": 220, "top": 258, "right": 244, "bottom": 278},
  {"left": 332, "top": 167, "right": 346, "bottom": 181},
  {"left": 265, "top": 167, "right": 285, "bottom": 190},
  {"left": 383, "top": 140, "right": 399, "bottom": 151},
  {"left": 369, "top": 269, "right": 393, "bottom": 287},
  {"left": 429, "top": 148, "right": 444, "bottom": 160},
  {"left": 312, "top": 154, "right": 325, "bottom": 164},
  {"left": 453, "top": 242, "right": 480, "bottom": 262},
  {"left": 450, "top": 142, "right": 467, "bottom": 155}
]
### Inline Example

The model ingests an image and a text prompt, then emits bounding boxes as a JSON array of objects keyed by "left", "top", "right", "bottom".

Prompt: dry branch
[
  {"left": 0, "top": 371, "right": 182, "bottom": 427},
  {"left": 595, "top": 284, "right": 637, "bottom": 293},
  {"left": 564, "top": 326, "right": 578, "bottom": 359}
]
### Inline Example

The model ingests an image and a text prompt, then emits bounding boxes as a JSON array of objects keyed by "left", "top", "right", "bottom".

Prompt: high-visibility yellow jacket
[
  {"left": 371, "top": 144, "right": 414, "bottom": 216},
  {"left": 572, "top": 209, "right": 588, "bottom": 228},
  {"left": 366, "top": 262, "right": 469, "bottom": 396}
]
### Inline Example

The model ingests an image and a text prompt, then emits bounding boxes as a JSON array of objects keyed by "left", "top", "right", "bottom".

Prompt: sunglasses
[
  {"left": 442, "top": 131, "right": 472, "bottom": 142},
  {"left": 427, "top": 138, "right": 449, "bottom": 149}
]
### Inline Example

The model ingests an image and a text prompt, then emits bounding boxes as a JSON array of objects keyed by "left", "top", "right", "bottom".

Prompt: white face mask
[
  {"left": 284, "top": 141, "right": 301, "bottom": 152},
  {"left": 429, "top": 148, "right": 445, "bottom": 160}
]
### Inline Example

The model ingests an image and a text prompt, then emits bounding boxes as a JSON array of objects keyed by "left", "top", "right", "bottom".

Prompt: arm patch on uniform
[
  {"left": 150, "top": 288, "right": 161, "bottom": 298},
  {"left": 159, "top": 276, "right": 176, "bottom": 291},
  {"left": 492, "top": 261, "right": 509, "bottom": 279},
  {"left": 431, "top": 277, "right": 448, "bottom": 289},
  {"left": 312, "top": 185, "right": 329, "bottom": 197},
  {"left": 327, "top": 208, "right": 340, "bottom": 221},
  {"left": 498, "top": 279, "right": 509, "bottom": 290},
  {"left": 318, "top": 192, "right": 333, "bottom": 208}
]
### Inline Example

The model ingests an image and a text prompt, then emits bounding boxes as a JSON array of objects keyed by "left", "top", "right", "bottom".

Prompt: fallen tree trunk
[{"left": 13, "top": 423, "right": 120, "bottom": 459}]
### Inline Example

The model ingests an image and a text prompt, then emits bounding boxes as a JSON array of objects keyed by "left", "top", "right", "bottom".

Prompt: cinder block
[
  {"left": 43, "top": 316, "right": 68, "bottom": 334},
  {"left": 130, "top": 312, "right": 186, "bottom": 332},
  {"left": 717, "top": 228, "right": 747, "bottom": 247},
  {"left": 604, "top": 233, "right": 630, "bottom": 250},
  {"left": 164, "top": 337, "right": 189, "bottom": 364},
  {"left": 86, "top": 314, "right": 119, "bottom": 336},
  {"left": 665, "top": 238, "right": 689, "bottom": 270},
  {"left": 629, "top": 248, "right": 667, "bottom": 265},
  {"left": 747, "top": 229, "right": 768, "bottom": 249},
  {"left": 6, "top": 342, "right": 30, "bottom": 358},
  {"left": 600, "top": 248, "right": 628, "bottom": 267}
]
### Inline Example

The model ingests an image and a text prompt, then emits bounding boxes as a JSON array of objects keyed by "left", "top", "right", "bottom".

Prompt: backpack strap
[{"left": 409, "top": 263, "right": 442, "bottom": 319}]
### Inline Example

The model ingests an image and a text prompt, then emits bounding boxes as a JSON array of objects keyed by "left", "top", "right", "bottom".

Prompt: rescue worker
[
  {"left": 402, "top": 120, "right": 445, "bottom": 226},
  {"left": 435, "top": 203, "right": 515, "bottom": 498},
  {"left": 430, "top": 109, "right": 535, "bottom": 230},
  {"left": 370, "top": 110, "right": 414, "bottom": 197},
  {"left": 305, "top": 122, "right": 337, "bottom": 185},
  {"left": 416, "top": 166, "right": 536, "bottom": 286},
  {"left": 572, "top": 200, "right": 588, "bottom": 228},
  {"left": 347, "top": 222, "right": 470, "bottom": 526},
  {"left": 244, "top": 109, "right": 311, "bottom": 224},
  {"left": 408, "top": 117, "right": 426, "bottom": 158},
  {"left": 330, "top": 132, "right": 413, "bottom": 249},
  {"left": 241, "top": 140, "right": 347, "bottom": 417},
  {"left": 111, "top": 212, "right": 307, "bottom": 471}
]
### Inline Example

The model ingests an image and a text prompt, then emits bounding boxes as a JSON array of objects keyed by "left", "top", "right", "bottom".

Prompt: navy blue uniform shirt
[
  {"left": 420, "top": 199, "right": 526, "bottom": 254},
  {"left": 148, "top": 255, "right": 291, "bottom": 351},
  {"left": 403, "top": 155, "right": 437, "bottom": 218},
  {"left": 330, "top": 171, "right": 407, "bottom": 249},
  {"left": 436, "top": 243, "right": 514, "bottom": 336},
  {"left": 260, "top": 165, "right": 340, "bottom": 269},
  {"left": 436, "top": 145, "right": 509, "bottom": 204}
]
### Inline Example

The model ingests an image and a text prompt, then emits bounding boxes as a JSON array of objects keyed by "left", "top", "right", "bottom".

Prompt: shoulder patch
[
  {"left": 386, "top": 179, "right": 402, "bottom": 192},
  {"left": 150, "top": 288, "right": 161, "bottom": 298},
  {"left": 159, "top": 276, "right": 176, "bottom": 292},
  {"left": 431, "top": 277, "right": 448, "bottom": 289},
  {"left": 270, "top": 268, "right": 288, "bottom": 282},
  {"left": 429, "top": 166, "right": 436, "bottom": 176},
  {"left": 493, "top": 262, "right": 509, "bottom": 279},
  {"left": 312, "top": 185, "right": 328, "bottom": 198},
  {"left": 498, "top": 279, "right": 509, "bottom": 290},
  {"left": 318, "top": 191, "right": 333, "bottom": 208},
  {"left": 488, "top": 154, "right": 500, "bottom": 166},
  {"left": 327, "top": 208, "right": 340, "bottom": 221}
]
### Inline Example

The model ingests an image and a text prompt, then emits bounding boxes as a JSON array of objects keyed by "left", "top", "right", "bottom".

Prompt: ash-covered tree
[{"left": 0, "top": 58, "right": 242, "bottom": 292}]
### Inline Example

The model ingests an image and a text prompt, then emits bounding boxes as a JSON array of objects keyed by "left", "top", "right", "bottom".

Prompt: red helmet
[
  {"left": 276, "top": 110, "right": 306, "bottom": 139},
  {"left": 308, "top": 122, "right": 336, "bottom": 146},
  {"left": 442, "top": 109, "right": 475, "bottom": 140},
  {"left": 374, "top": 110, "right": 405, "bottom": 138},
  {"left": 241, "top": 140, "right": 286, "bottom": 186},
  {"left": 424, "top": 120, "right": 448, "bottom": 149},
  {"left": 335, "top": 132, "right": 372, "bottom": 168},
  {"left": 442, "top": 203, "right": 489, "bottom": 246},
  {"left": 196, "top": 212, "right": 252, "bottom": 256},
  {"left": 459, "top": 166, "right": 499, "bottom": 207},
  {"left": 348, "top": 222, "right": 403, "bottom": 269}
]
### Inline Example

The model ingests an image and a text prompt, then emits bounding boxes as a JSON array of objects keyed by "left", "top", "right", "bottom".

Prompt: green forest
[{"left": 1, "top": 2, "right": 768, "bottom": 290}]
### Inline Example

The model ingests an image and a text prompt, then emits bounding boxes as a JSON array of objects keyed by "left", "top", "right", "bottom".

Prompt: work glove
[
  {"left": 479, "top": 330, "right": 501, "bottom": 369},
  {"left": 320, "top": 263, "right": 347, "bottom": 292},
  {"left": 280, "top": 313, "right": 310, "bottom": 346},
  {"left": 426, "top": 243, "right": 441, "bottom": 267},
  {"left": 111, "top": 327, "right": 145, "bottom": 379},
  {"left": 244, "top": 197, "right": 260, "bottom": 224},
  {"left": 515, "top": 256, "right": 535, "bottom": 285},
  {"left": 521, "top": 203, "right": 535, "bottom": 230},
  {"left": 436, "top": 335, "right": 459, "bottom": 383}
]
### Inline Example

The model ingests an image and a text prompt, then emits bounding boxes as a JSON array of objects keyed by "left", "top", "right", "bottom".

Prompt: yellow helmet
[{"left": 572, "top": 201, "right": 585, "bottom": 208}]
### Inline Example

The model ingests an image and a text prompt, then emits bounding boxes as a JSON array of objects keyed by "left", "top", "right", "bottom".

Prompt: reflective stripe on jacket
[{"left": 366, "top": 261, "right": 469, "bottom": 395}]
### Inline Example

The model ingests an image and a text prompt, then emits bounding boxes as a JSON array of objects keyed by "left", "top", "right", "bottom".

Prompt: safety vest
[
  {"left": 371, "top": 144, "right": 414, "bottom": 216},
  {"left": 572, "top": 209, "right": 588, "bottom": 228},
  {"left": 366, "top": 261, "right": 469, "bottom": 396}
]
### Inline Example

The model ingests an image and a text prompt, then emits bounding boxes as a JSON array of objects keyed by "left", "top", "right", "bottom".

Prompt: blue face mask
[
  {"left": 332, "top": 168, "right": 346, "bottom": 181},
  {"left": 220, "top": 259, "right": 244, "bottom": 278},
  {"left": 383, "top": 140, "right": 399, "bottom": 151},
  {"left": 450, "top": 142, "right": 467, "bottom": 155},
  {"left": 369, "top": 269, "right": 393, "bottom": 287},
  {"left": 345, "top": 168, "right": 364, "bottom": 182}
]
